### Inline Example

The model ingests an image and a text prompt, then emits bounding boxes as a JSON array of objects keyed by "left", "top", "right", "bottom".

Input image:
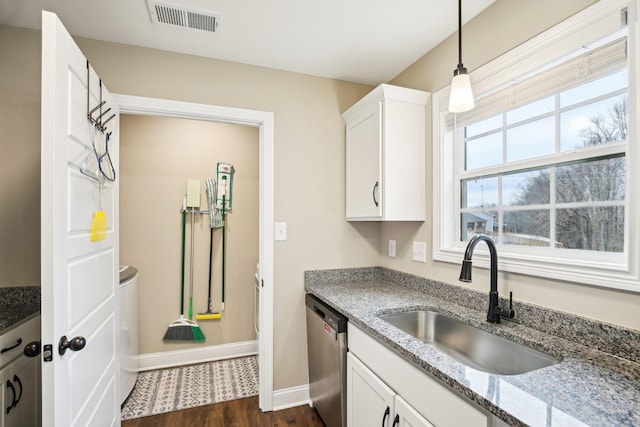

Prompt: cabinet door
[
  {"left": 4, "top": 355, "right": 39, "bottom": 427},
  {"left": 347, "top": 352, "right": 395, "bottom": 427},
  {"left": 393, "top": 396, "right": 434, "bottom": 427},
  {"left": 346, "top": 102, "right": 382, "bottom": 219},
  {"left": 1, "top": 364, "right": 12, "bottom": 427}
]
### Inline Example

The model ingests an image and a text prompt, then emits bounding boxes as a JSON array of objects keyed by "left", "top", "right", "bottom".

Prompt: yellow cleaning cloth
[{"left": 90, "top": 210, "right": 107, "bottom": 242}]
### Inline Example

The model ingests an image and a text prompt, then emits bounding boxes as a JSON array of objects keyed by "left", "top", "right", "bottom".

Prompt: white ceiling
[{"left": 0, "top": 0, "right": 494, "bottom": 85}]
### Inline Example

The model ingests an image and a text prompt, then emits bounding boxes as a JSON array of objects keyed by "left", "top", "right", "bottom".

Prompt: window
[{"left": 432, "top": 0, "right": 640, "bottom": 291}]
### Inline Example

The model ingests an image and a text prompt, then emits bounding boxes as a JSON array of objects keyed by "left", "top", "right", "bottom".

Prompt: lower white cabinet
[
  {"left": 348, "top": 352, "right": 433, "bottom": 427},
  {"left": 348, "top": 324, "right": 489, "bottom": 427},
  {"left": 0, "top": 315, "right": 41, "bottom": 427},
  {"left": 2, "top": 355, "right": 40, "bottom": 427},
  {"left": 395, "top": 395, "right": 436, "bottom": 427}
]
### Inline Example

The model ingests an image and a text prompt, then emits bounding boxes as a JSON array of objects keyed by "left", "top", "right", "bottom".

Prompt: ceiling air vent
[{"left": 147, "top": 0, "right": 221, "bottom": 33}]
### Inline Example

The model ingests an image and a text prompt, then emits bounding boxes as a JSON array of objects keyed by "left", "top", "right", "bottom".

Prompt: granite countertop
[
  {"left": 0, "top": 286, "right": 41, "bottom": 335},
  {"left": 305, "top": 267, "right": 640, "bottom": 427}
]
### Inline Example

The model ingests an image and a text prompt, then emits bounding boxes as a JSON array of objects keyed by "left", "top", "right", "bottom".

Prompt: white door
[{"left": 41, "top": 11, "right": 120, "bottom": 427}]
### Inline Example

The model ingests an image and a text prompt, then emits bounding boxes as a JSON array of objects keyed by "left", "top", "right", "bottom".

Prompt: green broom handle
[
  {"left": 180, "top": 208, "right": 186, "bottom": 315},
  {"left": 189, "top": 209, "right": 195, "bottom": 320}
]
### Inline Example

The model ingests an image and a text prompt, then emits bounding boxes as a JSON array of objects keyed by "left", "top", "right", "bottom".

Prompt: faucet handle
[{"left": 505, "top": 292, "right": 515, "bottom": 319}]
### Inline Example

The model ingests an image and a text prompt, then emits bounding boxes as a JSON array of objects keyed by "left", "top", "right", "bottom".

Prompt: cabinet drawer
[
  {"left": 1, "top": 315, "right": 40, "bottom": 368},
  {"left": 348, "top": 324, "right": 489, "bottom": 427}
]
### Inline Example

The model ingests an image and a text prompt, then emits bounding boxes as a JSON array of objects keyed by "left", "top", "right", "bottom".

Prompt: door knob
[
  {"left": 24, "top": 341, "right": 41, "bottom": 358},
  {"left": 58, "top": 335, "right": 86, "bottom": 356}
]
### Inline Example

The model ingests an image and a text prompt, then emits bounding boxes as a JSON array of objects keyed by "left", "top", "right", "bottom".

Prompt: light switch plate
[
  {"left": 412, "top": 241, "right": 426, "bottom": 263},
  {"left": 389, "top": 240, "right": 396, "bottom": 257},
  {"left": 274, "top": 222, "right": 287, "bottom": 241}
]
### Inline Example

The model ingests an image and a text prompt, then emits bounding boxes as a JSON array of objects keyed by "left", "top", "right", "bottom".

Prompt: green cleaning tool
[
  {"left": 215, "top": 162, "right": 234, "bottom": 212},
  {"left": 197, "top": 178, "right": 223, "bottom": 321},
  {"left": 185, "top": 180, "right": 205, "bottom": 340},
  {"left": 163, "top": 196, "right": 204, "bottom": 342},
  {"left": 215, "top": 163, "right": 235, "bottom": 311}
]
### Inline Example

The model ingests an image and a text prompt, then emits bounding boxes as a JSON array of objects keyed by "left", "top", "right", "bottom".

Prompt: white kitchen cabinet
[
  {"left": 348, "top": 352, "right": 433, "bottom": 427},
  {"left": 4, "top": 354, "right": 40, "bottom": 427},
  {"left": 348, "top": 324, "right": 490, "bottom": 427},
  {"left": 347, "top": 352, "right": 395, "bottom": 427},
  {"left": 394, "top": 395, "right": 434, "bottom": 427},
  {"left": 0, "top": 315, "right": 41, "bottom": 427},
  {"left": 342, "top": 84, "right": 429, "bottom": 221}
]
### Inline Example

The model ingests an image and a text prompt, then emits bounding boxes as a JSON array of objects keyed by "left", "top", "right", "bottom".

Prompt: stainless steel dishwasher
[{"left": 305, "top": 293, "right": 347, "bottom": 427}]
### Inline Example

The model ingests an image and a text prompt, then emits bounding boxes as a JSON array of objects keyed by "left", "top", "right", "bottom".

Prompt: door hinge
[{"left": 261, "top": 279, "right": 264, "bottom": 288}]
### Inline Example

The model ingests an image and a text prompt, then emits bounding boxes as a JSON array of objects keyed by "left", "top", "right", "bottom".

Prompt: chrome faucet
[{"left": 459, "top": 234, "right": 515, "bottom": 323}]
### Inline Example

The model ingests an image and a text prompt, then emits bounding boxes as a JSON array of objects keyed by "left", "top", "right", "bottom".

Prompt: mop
[
  {"left": 215, "top": 163, "right": 234, "bottom": 312},
  {"left": 163, "top": 195, "right": 205, "bottom": 342},
  {"left": 196, "top": 178, "right": 223, "bottom": 321}
]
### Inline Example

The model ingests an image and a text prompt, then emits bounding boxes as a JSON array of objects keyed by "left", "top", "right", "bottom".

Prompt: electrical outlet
[
  {"left": 389, "top": 240, "right": 396, "bottom": 257},
  {"left": 412, "top": 241, "right": 426, "bottom": 263}
]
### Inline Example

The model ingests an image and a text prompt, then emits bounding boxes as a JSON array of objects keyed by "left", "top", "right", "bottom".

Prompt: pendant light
[{"left": 448, "top": 0, "right": 475, "bottom": 113}]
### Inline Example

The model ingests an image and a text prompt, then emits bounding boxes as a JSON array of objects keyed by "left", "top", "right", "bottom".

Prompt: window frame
[{"left": 432, "top": 0, "right": 640, "bottom": 292}]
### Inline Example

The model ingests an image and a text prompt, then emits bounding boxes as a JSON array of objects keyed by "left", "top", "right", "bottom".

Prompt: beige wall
[
  {"left": 1, "top": 24, "right": 375, "bottom": 390},
  {"left": 70, "top": 37, "right": 377, "bottom": 389},
  {"left": 383, "top": 0, "right": 640, "bottom": 331},
  {"left": 2, "top": 0, "right": 637, "bottom": 397},
  {"left": 120, "top": 115, "right": 259, "bottom": 354},
  {"left": 0, "top": 26, "right": 40, "bottom": 286}
]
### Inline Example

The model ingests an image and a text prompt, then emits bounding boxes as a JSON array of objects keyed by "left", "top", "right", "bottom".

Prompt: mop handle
[
  {"left": 208, "top": 226, "right": 214, "bottom": 310},
  {"left": 180, "top": 208, "right": 186, "bottom": 315},
  {"left": 222, "top": 195, "right": 226, "bottom": 309},
  {"left": 189, "top": 208, "right": 195, "bottom": 320}
]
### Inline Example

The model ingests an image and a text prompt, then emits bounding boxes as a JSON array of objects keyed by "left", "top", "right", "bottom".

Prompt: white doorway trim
[{"left": 113, "top": 94, "right": 275, "bottom": 412}]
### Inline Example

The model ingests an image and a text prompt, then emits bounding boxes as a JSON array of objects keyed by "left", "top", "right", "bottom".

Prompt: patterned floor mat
[{"left": 121, "top": 356, "right": 259, "bottom": 420}]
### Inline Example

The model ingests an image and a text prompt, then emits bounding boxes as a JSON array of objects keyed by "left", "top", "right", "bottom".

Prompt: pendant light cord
[{"left": 457, "top": 0, "right": 463, "bottom": 68}]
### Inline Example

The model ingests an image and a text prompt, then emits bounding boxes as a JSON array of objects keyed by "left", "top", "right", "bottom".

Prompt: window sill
[{"left": 433, "top": 246, "right": 640, "bottom": 293}]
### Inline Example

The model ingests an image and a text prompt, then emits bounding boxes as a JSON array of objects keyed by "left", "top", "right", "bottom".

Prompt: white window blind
[
  {"left": 432, "top": 0, "right": 640, "bottom": 291},
  {"left": 446, "top": 37, "right": 627, "bottom": 130}
]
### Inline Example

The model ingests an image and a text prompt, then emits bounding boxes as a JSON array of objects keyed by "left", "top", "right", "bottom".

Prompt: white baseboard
[
  {"left": 272, "top": 384, "right": 311, "bottom": 411},
  {"left": 136, "top": 340, "right": 258, "bottom": 372}
]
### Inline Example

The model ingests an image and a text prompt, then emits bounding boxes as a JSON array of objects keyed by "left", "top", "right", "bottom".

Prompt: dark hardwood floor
[{"left": 121, "top": 396, "right": 326, "bottom": 427}]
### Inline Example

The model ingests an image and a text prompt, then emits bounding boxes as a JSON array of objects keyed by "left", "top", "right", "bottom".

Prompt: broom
[{"left": 163, "top": 196, "right": 205, "bottom": 341}]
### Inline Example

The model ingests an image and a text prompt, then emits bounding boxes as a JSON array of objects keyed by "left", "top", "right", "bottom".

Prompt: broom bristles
[
  {"left": 192, "top": 325, "right": 206, "bottom": 342},
  {"left": 163, "top": 315, "right": 205, "bottom": 342},
  {"left": 163, "top": 325, "right": 194, "bottom": 341}
]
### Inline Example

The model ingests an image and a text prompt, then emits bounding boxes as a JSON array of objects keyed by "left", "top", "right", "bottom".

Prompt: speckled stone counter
[
  {"left": 305, "top": 267, "right": 640, "bottom": 427},
  {"left": 0, "top": 286, "right": 41, "bottom": 334}
]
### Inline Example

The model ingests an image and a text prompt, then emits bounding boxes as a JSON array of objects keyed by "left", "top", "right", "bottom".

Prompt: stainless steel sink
[{"left": 378, "top": 310, "right": 560, "bottom": 375}]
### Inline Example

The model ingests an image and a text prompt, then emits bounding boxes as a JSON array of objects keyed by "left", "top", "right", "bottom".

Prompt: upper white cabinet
[{"left": 342, "top": 84, "right": 429, "bottom": 221}]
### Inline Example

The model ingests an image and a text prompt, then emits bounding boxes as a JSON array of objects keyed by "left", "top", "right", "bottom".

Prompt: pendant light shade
[
  {"left": 449, "top": 67, "right": 474, "bottom": 113},
  {"left": 448, "top": 0, "right": 475, "bottom": 113}
]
